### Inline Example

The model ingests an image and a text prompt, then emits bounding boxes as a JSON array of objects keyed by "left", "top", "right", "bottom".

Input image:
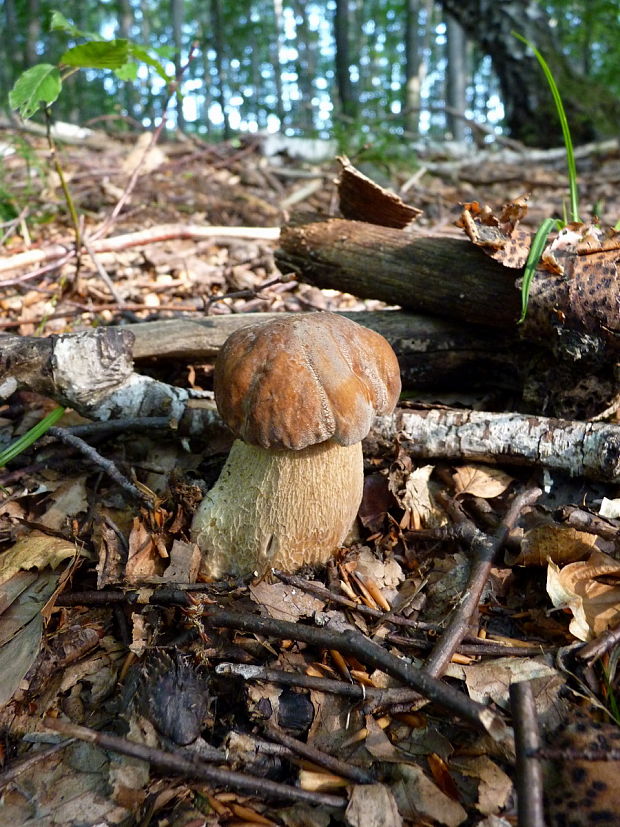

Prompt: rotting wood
[
  {"left": 0, "top": 309, "right": 529, "bottom": 398},
  {"left": 374, "top": 407, "right": 620, "bottom": 482},
  {"left": 277, "top": 217, "right": 619, "bottom": 359},
  {"left": 1, "top": 326, "right": 618, "bottom": 480},
  {"left": 278, "top": 218, "right": 521, "bottom": 328}
]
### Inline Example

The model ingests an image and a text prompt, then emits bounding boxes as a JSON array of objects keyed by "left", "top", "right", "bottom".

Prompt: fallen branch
[
  {"left": 423, "top": 486, "right": 542, "bottom": 678},
  {"left": 200, "top": 607, "right": 512, "bottom": 745},
  {"left": 510, "top": 681, "right": 545, "bottom": 827},
  {"left": 375, "top": 407, "right": 620, "bottom": 483},
  {"left": 2, "top": 327, "right": 618, "bottom": 480},
  {"left": 277, "top": 217, "right": 619, "bottom": 360},
  {"left": 0, "top": 223, "right": 280, "bottom": 280},
  {"left": 43, "top": 717, "right": 346, "bottom": 809}
]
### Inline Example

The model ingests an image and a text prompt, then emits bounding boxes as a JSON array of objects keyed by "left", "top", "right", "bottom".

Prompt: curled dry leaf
[
  {"left": 0, "top": 530, "right": 82, "bottom": 587},
  {"left": 452, "top": 464, "right": 514, "bottom": 498},
  {"left": 510, "top": 523, "right": 598, "bottom": 566},
  {"left": 456, "top": 197, "right": 532, "bottom": 268},
  {"left": 546, "top": 550, "right": 620, "bottom": 641},
  {"left": 398, "top": 465, "right": 446, "bottom": 530}
]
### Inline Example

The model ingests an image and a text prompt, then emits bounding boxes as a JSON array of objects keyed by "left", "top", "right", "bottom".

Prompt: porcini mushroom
[{"left": 191, "top": 312, "right": 401, "bottom": 577}]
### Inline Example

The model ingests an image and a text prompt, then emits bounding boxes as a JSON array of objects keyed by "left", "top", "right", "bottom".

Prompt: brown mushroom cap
[{"left": 214, "top": 312, "right": 401, "bottom": 450}]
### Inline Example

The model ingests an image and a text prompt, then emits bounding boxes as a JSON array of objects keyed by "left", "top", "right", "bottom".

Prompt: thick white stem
[{"left": 191, "top": 439, "right": 363, "bottom": 577}]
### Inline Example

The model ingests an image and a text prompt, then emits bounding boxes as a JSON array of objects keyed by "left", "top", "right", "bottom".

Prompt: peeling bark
[
  {"left": 367, "top": 408, "right": 620, "bottom": 483},
  {"left": 276, "top": 217, "right": 620, "bottom": 362}
]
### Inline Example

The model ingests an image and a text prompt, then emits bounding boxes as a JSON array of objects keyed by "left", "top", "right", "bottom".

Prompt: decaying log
[
  {"left": 276, "top": 217, "right": 619, "bottom": 361},
  {"left": 368, "top": 408, "right": 620, "bottom": 483},
  {"left": 1, "top": 325, "right": 618, "bottom": 481},
  {"left": 278, "top": 219, "right": 520, "bottom": 328},
  {"left": 126, "top": 310, "right": 528, "bottom": 391},
  {"left": 0, "top": 311, "right": 528, "bottom": 402},
  {"left": 0, "top": 328, "right": 220, "bottom": 437}
]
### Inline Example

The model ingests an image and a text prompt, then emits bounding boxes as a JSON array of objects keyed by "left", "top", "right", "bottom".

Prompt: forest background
[{"left": 2, "top": 0, "right": 620, "bottom": 156}]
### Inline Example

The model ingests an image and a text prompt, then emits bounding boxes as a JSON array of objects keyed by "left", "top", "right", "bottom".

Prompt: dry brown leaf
[
  {"left": 452, "top": 657, "right": 563, "bottom": 716},
  {"left": 0, "top": 531, "right": 81, "bottom": 587},
  {"left": 249, "top": 581, "right": 325, "bottom": 622},
  {"left": 38, "top": 475, "right": 88, "bottom": 531},
  {"left": 399, "top": 465, "right": 446, "bottom": 530},
  {"left": 511, "top": 523, "right": 597, "bottom": 566},
  {"left": 457, "top": 198, "right": 532, "bottom": 268},
  {"left": 125, "top": 517, "right": 163, "bottom": 581},
  {"left": 452, "top": 465, "right": 514, "bottom": 498},
  {"left": 547, "top": 550, "right": 620, "bottom": 640},
  {"left": 389, "top": 763, "right": 467, "bottom": 826},
  {"left": 345, "top": 783, "right": 403, "bottom": 827},
  {"left": 452, "top": 756, "right": 512, "bottom": 816},
  {"left": 162, "top": 539, "right": 201, "bottom": 583}
]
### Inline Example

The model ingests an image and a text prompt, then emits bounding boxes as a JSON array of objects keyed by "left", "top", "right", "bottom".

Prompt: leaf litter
[{"left": 0, "top": 133, "right": 619, "bottom": 825}]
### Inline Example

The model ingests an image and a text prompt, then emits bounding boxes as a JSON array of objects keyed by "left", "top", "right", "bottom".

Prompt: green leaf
[
  {"left": 115, "top": 62, "right": 139, "bottom": 81},
  {"left": 513, "top": 32, "right": 580, "bottom": 223},
  {"left": 49, "top": 10, "right": 84, "bottom": 38},
  {"left": 129, "top": 44, "right": 173, "bottom": 82},
  {"left": 60, "top": 40, "right": 130, "bottom": 70},
  {"left": 518, "top": 218, "right": 559, "bottom": 323},
  {"left": 9, "top": 64, "right": 62, "bottom": 119},
  {"left": 0, "top": 407, "right": 66, "bottom": 468}
]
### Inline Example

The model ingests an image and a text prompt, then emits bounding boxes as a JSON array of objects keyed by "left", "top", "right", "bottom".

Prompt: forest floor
[{"left": 0, "top": 127, "right": 619, "bottom": 826}]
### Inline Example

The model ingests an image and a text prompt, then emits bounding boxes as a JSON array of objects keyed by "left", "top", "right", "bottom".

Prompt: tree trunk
[
  {"left": 271, "top": 0, "right": 287, "bottom": 129},
  {"left": 117, "top": 0, "right": 136, "bottom": 121},
  {"left": 435, "top": 0, "right": 620, "bottom": 147},
  {"left": 334, "top": 0, "right": 355, "bottom": 119},
  {"left": 171, "top": 0, "right": 185, "bottom": 132},
  {"left": 210, "top": 0, "right": 231, "bottom": 139},
  {"left": 445, "top": 16, "right": 467, "bottom": 142}
]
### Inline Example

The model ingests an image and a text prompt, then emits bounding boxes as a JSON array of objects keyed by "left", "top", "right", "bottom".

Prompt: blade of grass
[
  {"left": 518, "top": 217, "right": 558, "bottom": 323},
  {"left": 512, "top": 32, "right": 580, "bottom": 223},
  {"left": 0, "top": 406, "right": 66, "bottom": 468}
]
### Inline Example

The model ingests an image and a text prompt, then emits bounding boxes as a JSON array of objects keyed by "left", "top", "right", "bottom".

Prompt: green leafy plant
[
  {"left": 512, "top": 33, "right": 581, "bottom": 322},
  {"left": 9, "top": 11, "right": 173, "bottom": 121},
  {"left": 0, "top": 407, "right": 65, "bottom": 468}
]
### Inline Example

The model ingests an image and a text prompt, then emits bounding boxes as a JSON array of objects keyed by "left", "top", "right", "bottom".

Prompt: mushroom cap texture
[{"left": 214, "top": 312, "right": 401, "bottom": 450}]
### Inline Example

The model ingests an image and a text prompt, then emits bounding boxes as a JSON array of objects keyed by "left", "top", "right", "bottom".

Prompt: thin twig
[
  {"left": 263, "top": 723, "right": 374, "bottom": 784},
  {"left": 576, "top": 620, "right": 620, "bottom": 664},
  {"left": 272, "top": 570, "right": 436, "bottom": 631},
  {"left": 387, "top": 632, "right": 551, "bottom": 657},
  {"left": 0, "top": 738, "right": 75, "bottom": 790},
  {"left": 60, "top": 417, "right": 173, "bottom": 439},
  {"left": 43, "top": 718, "right": 346, "bottom": 809},
  {"left": 510, "top": 681, "right": 545, "bottom": 827},
  {"left": 423, "top": 486, "right": 541, "bottom": 678},
  {"left": 200, "top": 607, "right": 511, "bottom": 744},
  {"left": 46, "top": 427, "right": 152, "bottom": 507},
  {"left": 81, "top": 232, "right": 123, "bottom": 302},
  {"left": 215, "top": 661, "right": 425, "bottom": 711}
]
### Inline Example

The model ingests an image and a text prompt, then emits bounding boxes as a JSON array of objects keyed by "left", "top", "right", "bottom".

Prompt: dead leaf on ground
[
  {"left": 452, "top": 465, "right": 514, "bottom": 498},
  {"left": 388, "top": 762, "right": 467, "bottom": 826},
  {"left": 547, "top": 549, "right": 620, "bottom": 640},
  {"left": 398, "top": 465, "right": 446, "bottom": 530},
  {"left": 345, "top": 783, "right": 403, "bottom": 827},
  {"left": 451, "top": 755, "right": 513, "bottom": 816},
  {"left": 451, "top": 656, "right": 564, "bottom": 720},
  {"left": 250, "top": 581, "right": 325, "bottom": 622},
  {"left": 0, "top": 531, "right": 83, "bottom": 586},
  {"left": 510, "top": 523, "right": 598, "bottom": 566}
]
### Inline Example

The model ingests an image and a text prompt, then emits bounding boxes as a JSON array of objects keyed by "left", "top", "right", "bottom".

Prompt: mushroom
[{"left": 191, "top": 312, "right": 401, "bottom": 577}]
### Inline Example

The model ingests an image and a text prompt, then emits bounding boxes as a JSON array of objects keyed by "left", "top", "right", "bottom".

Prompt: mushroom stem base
[{"left": 191, "top": 439, "right": 363, "bottom": 577}]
